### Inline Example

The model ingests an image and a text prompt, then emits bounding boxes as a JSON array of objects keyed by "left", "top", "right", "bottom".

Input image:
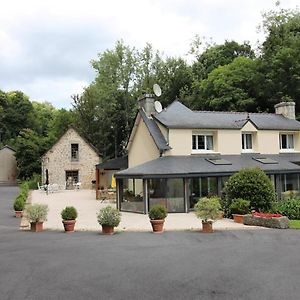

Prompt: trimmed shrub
[
  {"left": 271, "top": 198, "right": 300, "bottom": 220},
  {"left": 13, "top": 197, "right": 25, "bottom": 211},
  {"left": 26, "top": 204, "right": 49, "bottom": 223},
  {"left": 224, "top": 168, "right": 275, "bottom": 212},
  {"left": 97, "top": 206, "right": 121, "bottom": 227},
  {"left": 149, "top": 204, "right": 168, "bottom": 220},
  {"left": 229, "top": 198, "right": 250, "bottom": 215},
  {"left": 194, "top": 197, "right": 223, "bottom": 222},
  {"left": 61, "top": 206, "right": 78, "bottom": 220}
]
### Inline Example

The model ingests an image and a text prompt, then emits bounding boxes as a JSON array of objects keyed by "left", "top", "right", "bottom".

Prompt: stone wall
[{"left": 42, "top": 128, "right": 101, "bottom": 189}]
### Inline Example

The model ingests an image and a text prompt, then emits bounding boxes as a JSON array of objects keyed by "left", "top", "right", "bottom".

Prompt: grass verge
[{"left": 289, "top": 220, "right": 300, "bottom": 229}]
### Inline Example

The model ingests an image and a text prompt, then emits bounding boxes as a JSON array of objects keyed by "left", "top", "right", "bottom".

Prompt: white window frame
[
  {"left": 241, "top": 133, "right": 253, "bottom": 152},
  {"left": 192, "top": 133, "right": 214, "bottom": 153},
  {"left": 280, "top": 133, "right": 294, "bottom": 151}
]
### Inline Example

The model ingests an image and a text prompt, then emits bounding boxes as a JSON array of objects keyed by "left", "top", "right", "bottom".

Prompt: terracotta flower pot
[
  {"left": 30, "top": 222, "right": 44, "bottom": 232},
  {"left": 15, "top": 211, "right": 23, "bottom": 218},
  {"left": 150, "top": 219, "right": 165, "bottom": 233},
  {"left": 62, "top": 220, "right": 76, "bottom": 232},
  {"left": 232, "top": 214, "right": 245, "bottom": 224},
  {"left": 102, "top": 225, "right": 115, "bottom": 235},
  {"left": 202, "top": 220, "right": 213, "bottom": 233}
]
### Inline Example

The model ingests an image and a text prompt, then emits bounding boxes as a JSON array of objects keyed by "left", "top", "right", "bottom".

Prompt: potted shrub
[
  {"left": 13, "top": 195, "right": 25, "bottom": 218},
  {"left": 97, "top": 206, "right": 121, "bottom": 235},
  {"left": 229, "top": 198, "right": 250, "bottom": 223},
  {"left": 61, "top": 206, "right": 78, "bottom": 233},
  {"left": 25, "top": 203, "right": 49, "bottom": 232},
  {"left": 194, "top": 197, "right": 223, "bottom": 233},
  {"left": 149, "top": 204, "right": 168, "bottom": 233}
]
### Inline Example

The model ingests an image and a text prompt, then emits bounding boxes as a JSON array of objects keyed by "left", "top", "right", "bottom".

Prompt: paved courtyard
[
  {"left": 2, "top": 187, "right": 300, "bottom": 300},
  {"left": 27, "top": 189, "right": 260, "bottom": 232}
]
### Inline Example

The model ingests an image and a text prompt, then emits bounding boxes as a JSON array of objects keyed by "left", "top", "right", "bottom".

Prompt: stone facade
[{"left": 42, "top": 128, "right": 101, "bottom": 189}]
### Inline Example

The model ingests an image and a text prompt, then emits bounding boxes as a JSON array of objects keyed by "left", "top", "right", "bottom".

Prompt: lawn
[{"left": 289, "top": 220, "right": 300, "bottom": 229}]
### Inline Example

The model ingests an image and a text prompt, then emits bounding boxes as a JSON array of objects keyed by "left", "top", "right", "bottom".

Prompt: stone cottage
[
  {"left": 41, "top": 127, "right": 101, "bottom": 189},
  {"left": 0, "top": 145, "right": 17, "bottom": 185}
]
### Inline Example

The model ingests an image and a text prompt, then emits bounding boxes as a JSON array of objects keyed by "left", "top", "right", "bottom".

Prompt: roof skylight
[
  {"left": 252, "top": 157, "right": 278, "bottom": 164},
  {"left": 206, "top": 158, "right": 232, "bottom": 165}
]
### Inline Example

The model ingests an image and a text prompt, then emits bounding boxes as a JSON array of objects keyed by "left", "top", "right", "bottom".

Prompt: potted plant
[
  {"left": 97, "top": 206, "right": 121, "bottom": 235},
  {"left": 194, "top": 197, "right": 223, "bottom": 233},
  {"left": 61, "top": 206, "right": 78, "bottom": 232},
  {"left": 25, "top": 203, "right": 49, "bottom": 232},
  {"left": 149, "top": 204, "right": 168, "bottom": 233},
  {"left": 13, "top": 195, "right": 25, "bottom": 218},
  {"left": 229, "top": 198, "right": 250, "bottom": 223}
]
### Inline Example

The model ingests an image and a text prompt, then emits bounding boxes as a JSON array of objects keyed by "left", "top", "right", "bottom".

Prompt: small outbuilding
[
  {"left": 41, "top": 127, "right": 101, "bottom": 189},
  {"left": 0, "top": 145, "right": 17, "bottom": 185}
]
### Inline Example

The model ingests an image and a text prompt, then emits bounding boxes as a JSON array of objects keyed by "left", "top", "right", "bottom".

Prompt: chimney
[
  {"left": 274, "top": 102, "right": 295, "bottom": 120},
  {"left": 138, "top": 94, "right": 155, "bottom": 117}
]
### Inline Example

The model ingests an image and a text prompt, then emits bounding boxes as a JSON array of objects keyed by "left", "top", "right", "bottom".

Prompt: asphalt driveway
[{"left": 1, "top": 187, "right": 300, "bottom": 300}]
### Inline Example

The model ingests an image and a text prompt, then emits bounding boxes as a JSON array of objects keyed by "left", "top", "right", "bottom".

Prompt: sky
[{"left": 0, "top": 0, "right": 299, "bottom": 109}]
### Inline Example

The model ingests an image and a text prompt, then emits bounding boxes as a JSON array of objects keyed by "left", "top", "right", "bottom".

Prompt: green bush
[
  {"left": 229, "top": 198, "right": 250, "bottom": 215},
  {"left": 20, "top": 182, "right": 29, "bottom": 193},
  {"left": 26, "top": 204, "right": 49, "bottom": 223},
  {"left": 194, "top": 197, "right": 223, "bottom": 222},
  {"left": 271, "top": 198, "right": 300, "bottom": 220},
  {"left": 149, "top": 205, "right": 168, "bottom": 220},
  {"left": 13, "top": 197, "right": 25, "bottom": 211},
  {"left": 224, "top": 168, "right": 275, "bottom": 212},
  {"left": 97, "top": 206, "right": 121, "bottom": 227},
  {"left": 61, "top": 206, "right": 78, "bottom": 220}
]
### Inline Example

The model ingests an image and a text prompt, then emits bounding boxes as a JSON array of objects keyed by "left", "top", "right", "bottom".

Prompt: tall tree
[
  {"left": 259, "top": 8, "right": 300, "bottom": 112},
  {"left": 0, "top": 91, "right": 33, "bottom": 142},
  {"left": 199, "top": 57, "right": 259, "bottom": 111}
]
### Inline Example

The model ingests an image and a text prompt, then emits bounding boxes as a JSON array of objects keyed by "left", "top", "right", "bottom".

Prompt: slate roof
[
  {"left": 96, "top": 156, "right": 128, "bottom": 170},
  {"left": 139, "top": 109, "right": 171, "bottom": 151},
  {"left": 0, "top": 145, "right": 15, "bottom": 152},
  {"left": 115, "top": 153, "right": 300, "bottom": 178},
  {"left": 153, "top": 100, "right": 300, "bottom": 130}
]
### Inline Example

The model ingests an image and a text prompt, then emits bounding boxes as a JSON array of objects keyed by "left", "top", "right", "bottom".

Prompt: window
[
  {"left": 192, "top": 134, "right": 213, "bottom": 151},
  {"left": 280, "top": 134, "right": 294, "bottom": 150},
  {"left": 242, "top": 133, "right": 252, "bottom": 150},
  {"left": 71, "top": 143, "right": 79, "bottom": 161}
]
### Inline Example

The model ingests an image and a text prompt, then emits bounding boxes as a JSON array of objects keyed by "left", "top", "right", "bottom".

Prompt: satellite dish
[
  {"left": 153, "top": 84, "right": 162, "bottom": 97},
  {"left": 154, "top": 101, "right": 163, "bottom": 113}
]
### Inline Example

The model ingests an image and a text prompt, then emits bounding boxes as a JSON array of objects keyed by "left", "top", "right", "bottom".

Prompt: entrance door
[{"left": 65, "top": 170, "right": 79, "bottom": 189}]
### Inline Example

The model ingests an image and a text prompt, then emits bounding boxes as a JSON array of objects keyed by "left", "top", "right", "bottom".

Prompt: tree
[
  {"left": 259, "top": 8, "right": 300, "bottom": 112},
  {"left": 29, "top": 101, "right": 55, "bottom": 136},
  {"left": 0, "top": 91, "right": 33, "bottom": 142},
  {"left": 190, "top": 39, "right": 255, "bottom": 81},
  {"left": 14, "top": 129, "right": 49, "bottom": 179},
  {"left": 198, "top": 57, "right": 259, "bottom": 111}
]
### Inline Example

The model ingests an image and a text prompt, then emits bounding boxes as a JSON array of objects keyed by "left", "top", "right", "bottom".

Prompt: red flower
[{"left": 252, "top": 212, "right": 282, "bottom": 218}]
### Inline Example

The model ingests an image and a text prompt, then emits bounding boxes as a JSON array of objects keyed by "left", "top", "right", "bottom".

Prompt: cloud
[
  {"left": 3, "top": 77, "right": 90, "bottom": 109},
  {"left": 0, "top": 0, "right": 299, "bottom": 108}
]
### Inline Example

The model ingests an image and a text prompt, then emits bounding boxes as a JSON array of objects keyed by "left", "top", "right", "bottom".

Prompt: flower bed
[
  {"left": 244, "top": 212, "right": 289, "bottom": 229},
  {"left": 251, "top": 212, "right": 282, "bottom": 218}
]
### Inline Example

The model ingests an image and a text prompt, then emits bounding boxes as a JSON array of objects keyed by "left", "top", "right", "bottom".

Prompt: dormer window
[
  {"left": 280, "top": 134, "right": 294, "bottom": 150},
  {"left": 242, "top": 133, "right": 252, "bottom": 151},
  {"left": 192, "top": 134, "right": 213, "bottom": 151},
  {"left": 71, "top": 143, "right": 79, "bottom": 161}
]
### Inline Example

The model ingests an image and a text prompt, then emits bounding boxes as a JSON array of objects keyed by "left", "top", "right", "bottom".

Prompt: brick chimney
[
  {"left": 138, "top": 94, "right": 155, "bottom": 117},
  {"left": 274, "top": 102, "right": 295, "bottom": 120}
]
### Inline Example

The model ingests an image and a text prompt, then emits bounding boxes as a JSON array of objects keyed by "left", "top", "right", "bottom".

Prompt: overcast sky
[{"left": 0, "top": 0, "right": 299, "bottom": 108}]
